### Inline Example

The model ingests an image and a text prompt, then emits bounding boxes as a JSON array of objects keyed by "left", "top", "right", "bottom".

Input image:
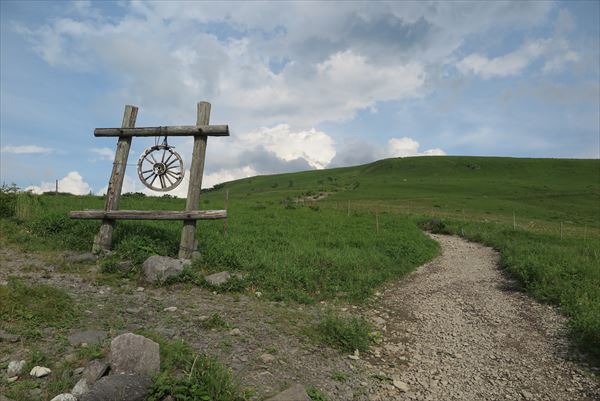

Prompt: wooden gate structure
[{"left": 69, "top": 101, "right": 229, "bottom": 259}]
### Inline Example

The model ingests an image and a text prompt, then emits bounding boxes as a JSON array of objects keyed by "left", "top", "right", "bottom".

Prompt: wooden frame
[{"left": 69, "top": 101, "right": 229, "bottom": 259}]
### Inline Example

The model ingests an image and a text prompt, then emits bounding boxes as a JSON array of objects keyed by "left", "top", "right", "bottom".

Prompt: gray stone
[
  {"left": 68, "top": 330, "right": 107, "bottom": 346},
  {"left": 30, "top": 366, "right": 51, "bottom": 377},
  {"left": 260, "top": 353, "right": 276, "bottom": 363},
  {"left": 110, "top": 333, "right": 160, "bottom": 376},
  {"left": 83, "top": 359, "right": 109, "bottom": 384},
  {"left": 50, "top": 395, "right": 77, "bottom": 401},
  {"left": 79, "top": 374, "right": 152, "bottom": 401},
  {"left": 7, "top": 359, "right": 26, "bottom": 377},
  {"left": 0, "top": 329, "right": 19, "bottom": 342},
  {"left": 205, "top": 271, "right": 231, "bottom": 286},
  {"left": 266, "top": 384, "right": 311, "bottom": 401},
  {"left": 72, "top": 378, "right": 90, "bottom": 397},
  {"left": 142, "top": 255, "right": 190, "bottom": 284},
  {"left": 65, "top": 253, "right": 98, "bottom": 263}
]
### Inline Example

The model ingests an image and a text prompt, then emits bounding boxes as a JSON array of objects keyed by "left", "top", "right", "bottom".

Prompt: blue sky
[{"left": 1, "top": 1, "right": 598, "bottom": 196}]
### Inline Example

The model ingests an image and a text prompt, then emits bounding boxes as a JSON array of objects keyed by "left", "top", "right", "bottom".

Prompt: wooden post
[
  {"left": 179, "top": 102, "right": 210, "bottom": 259},
  {"left": 224, "top": 189, "right": 229, "bottom": 238},
  {"left": 92, "top": 105, "right": 138, "bottom": 253},
  {"left": 55, "top": 179, "right": 58, "bottom": 194}
]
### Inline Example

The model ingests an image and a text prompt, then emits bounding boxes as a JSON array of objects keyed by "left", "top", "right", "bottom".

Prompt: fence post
[{"left": 224, "top": 189, "right": 229, "bottom": 238}]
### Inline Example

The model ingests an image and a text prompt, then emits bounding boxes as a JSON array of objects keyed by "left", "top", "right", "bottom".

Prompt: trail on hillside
[{"left": 363, "top": 234, "right": 599, "bottom": 401}]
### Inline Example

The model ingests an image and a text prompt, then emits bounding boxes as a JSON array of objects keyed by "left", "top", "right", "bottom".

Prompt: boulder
[
  {"left": 79, "top": 374, "right": 152, "bottom": 401},
  {"left": 7, "top": 360, "right": 26, "bottom": 377},
  {"left": 30, "top": 366, "right": 51, "bottom": 377},
  {"left": 205, "top": 271, "right": 231, "bottom": 286},
  {"left": 266, "top": 384, "right": 311, "bottom": 401},
  {"left": 142, "top": 255, "right": 190, "bottom": 284},
  {"left": 68, "top": 330, "right": 107, "bottom": 346},
  {"left": 110, "top": 333, "right": 160, "bottom": 376}
]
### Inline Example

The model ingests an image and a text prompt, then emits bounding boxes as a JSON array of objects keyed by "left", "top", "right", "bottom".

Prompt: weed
[
  {"left": 310, "top": 312, "right": 372, "bottom": 353},
  {"left": 201, "top": 313, "right": 231, "bottom": 330},
  {"left": 331, "top": 371, "right": 348, "bottom": 382},
  {"left": 306, "top": 385, "right": 330, "bottom": 401}
]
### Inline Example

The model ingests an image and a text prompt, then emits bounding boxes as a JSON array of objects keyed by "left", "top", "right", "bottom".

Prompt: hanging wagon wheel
[{"left": 137, "top": 144, "right": 185, "bottom": 192}]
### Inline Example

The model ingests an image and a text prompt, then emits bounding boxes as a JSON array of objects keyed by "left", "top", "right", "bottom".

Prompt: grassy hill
[{"left": 1, "top": 155, "right": 599, "bottom": 360}]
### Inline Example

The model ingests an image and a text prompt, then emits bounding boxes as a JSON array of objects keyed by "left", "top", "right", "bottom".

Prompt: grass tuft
[{"left": 310, "top": 312, "right": 372, "bottom": 353}]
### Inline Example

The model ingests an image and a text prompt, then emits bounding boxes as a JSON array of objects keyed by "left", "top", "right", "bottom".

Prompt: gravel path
[{"left": 365, "top": 234, "right": 599, "bottom": 401}]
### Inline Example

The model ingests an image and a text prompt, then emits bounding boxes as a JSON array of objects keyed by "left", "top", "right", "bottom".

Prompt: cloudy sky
[{"left": 1, "top": 1, "right": 598, "bottom": 196}]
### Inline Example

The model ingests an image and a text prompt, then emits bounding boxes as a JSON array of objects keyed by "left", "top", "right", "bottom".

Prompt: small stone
[
  {"left": 260, "top": 353, "right": 276, "bottom": 363},
  {"left": 521, "top": 390, "right": 534, "bottom": 400},
  {"left": 7, "top": 376, "right": 18, "bottom": 382},
  {"left": 110, "top": 333, "right": 160, "bottom": 376},
  {"left": 83, "top": 359, "right": 109, "bottom": 384},
  {"left": 0, "top": 329, "right": 19, "bottom": 343},
  {"left": 204, "top": 271, "right": 231, "bottom": 286},
  {"left": 7, "top": 360, "right": 26, "bottom": 377},
  {"left": 348, "top": 350, "right": 360, "bottom": 360},
  {"left": 229, "top": 328, "right": 241, "bottom": 336},
  {"left": 126, "top": 307, "right": 142, "bottom": 314},
  {"left": 72, "top": 378, "right": 90, "bottom": 397},
  {"left": 30, "top": 366, "right": 52, "bottom": 377},
  {"left": 163, "top": 306, "right": 177, "bottom": 312},
  {"left": 266, "top": 383, "right": 311, "bottom": 401},
  {"left": 255, "top": 291, "right": 262, "bottom": 297},
  {"left": 392, "top": 377, "right": 409, "bottom": 392},
  {"left": 50, "top": 394, "right": 78, "bottom": 401},
  {"left": 372, "top": 316, "right": 386, "bottom": 327},
  {"left": 136, "top": 287, "right": 145, "bottom": 292},
  {"left": 68, "top": 330, "right": 107, "bottom": 346}
]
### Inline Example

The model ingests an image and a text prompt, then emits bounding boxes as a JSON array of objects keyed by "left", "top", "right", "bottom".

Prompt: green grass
[
  {"left": 0, "top": 278, "right": 77, "bottom": 338},
  {"left": 142, "top": 333, "right": 248, "bottom": 401},
  {"left": 309, "top": 312, "right": 373, "bottom": 353},
  {"left": 1, "top": 155, "right": 599, "bottom": 361}
]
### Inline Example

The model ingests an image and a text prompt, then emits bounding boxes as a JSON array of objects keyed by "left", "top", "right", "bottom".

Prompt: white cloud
[
  {"left": 385, "top": 137, "right": 446, "bottom": 158},
  {"left": 203, "top": 166, "right": 258, "bottom": 189},
  {"left": 26, "top": 171, "right": 91, "bottom": 195},
  {"left": 1, "top": 145, "right": 55, "bottom": 154},
  {"left": 242, "top": 124, "right": 335, "bottom": 169},
  {"left": 90, "top": 147, "right": 114, "bottom": 160}
]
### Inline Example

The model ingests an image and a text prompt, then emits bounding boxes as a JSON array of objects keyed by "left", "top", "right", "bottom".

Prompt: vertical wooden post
[
  {"left": 224, "top": 189, "right": 229, "bottom": 238},
  {"left": 92, "top": 105, "right": 138, "bottom": 253},
  {"left": 55, "top": 179, "right": 58, "bottom": 194},
  {"left": 179, "top": 101, "right": 210, "bottom": 259}
]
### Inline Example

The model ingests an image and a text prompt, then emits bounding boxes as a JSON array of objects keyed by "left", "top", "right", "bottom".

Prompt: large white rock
[
  {"left": 142, "top": 255, "right": 190, "bottom": 284},
  {"left": 30, "top": 366, "right": 51, "bottom": 377},
  {"left": 50, "top": 394, "right": 78, "bottom": 401},
  {"left": 110, "top": 333, "right": 160, "bottom": 375}
]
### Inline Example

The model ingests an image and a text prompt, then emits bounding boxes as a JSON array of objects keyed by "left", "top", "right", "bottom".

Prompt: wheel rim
[{"left": 137, "top": 145, "right": 185, "bottom": 192}]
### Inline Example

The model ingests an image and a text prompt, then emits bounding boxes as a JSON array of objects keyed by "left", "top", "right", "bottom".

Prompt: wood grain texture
[
  {"left": 94, "top": 125, "right": 229, "bottom": 137},
  {"left": 179, "top": 101, "right": 211, "bottom": 259},
  {"left": 70, "top": 210, "right": 226, "bottom": 220},
  {"left": 93, "top": 105, "right": 138, "bottom": 253}
]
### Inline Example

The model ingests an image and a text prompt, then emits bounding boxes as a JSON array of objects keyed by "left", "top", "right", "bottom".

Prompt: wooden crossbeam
[
  {"left": 70, "top": 210, "right": 227, "bottom": 220},
  {"left": 94, "top": 125, "right": 229, "bottom": 137}
]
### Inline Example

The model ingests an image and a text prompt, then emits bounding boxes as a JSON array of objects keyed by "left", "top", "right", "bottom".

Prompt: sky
[{"left": 1, "top": 0, "right": 599, "bottom": 196}]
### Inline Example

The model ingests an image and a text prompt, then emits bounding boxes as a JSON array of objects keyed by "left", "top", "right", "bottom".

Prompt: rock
[
  {"left": 372, "top": 316, "right": 386, "bottom": 327},
  {"left": 136, "top": 287, "right": 145, "bottom": 292},
  {"left": 68, "top": 330, "right": 108, "bottom": 346},
  {"left": 72, "top": 378, "right": 91, "bottom": 397},
  {"left": 204, "top": 271, "right": 232, "bottom": 286},
  {"left": 163, "top": 306, "right": 177, "bottom": 312},
  {"left": 74, "top": 367, "right": 85, "bottom": 376},
  {"left": 229, "top": 328, "right": 241, "bottom": 336},
  {"left": 260, "top": 353, "right": 276, "bottom": 363},
  {"left": 266, "top": 384, "right": 311, "bottom": 401},
  {"left": 79, "top": 373, "right": 152, "bottom": 401},
  {"left": 142, "top": 255, "right": 190, "bottom": 284},
  {"left": 126, "top": 307, "right": 142, "bottom": 314},
  {"left": 7, "top": 359, "right": 26, "bottom": 377},
  {"left": 348, "top": 350, "right": 360, "bottom": 360},
  {"left": 7, "top": 376, "right": 18, "bottom": 382},
  {"left": 392, "top": 378, "right": 410, "bottom": 392},
  {"left": 50, "top": 395, "right": 78, "bottom": 401},
  {"left": 110, "top": 333, "right": 160, "bottom": 376},
  {"left": 83, "top": 359, "right": 109, "bottom": 384},
  {"left": 30, "top": 366, "right": 52, "bottom": 377},
  {"left": 0, "top": 329, "right": 19, "bottom": 342},
  {"left": 65, "top": 253, "right": 97, "bottom": 263},
  {"left": 521, "top": 390, "right": 534, "bottom": 400}
]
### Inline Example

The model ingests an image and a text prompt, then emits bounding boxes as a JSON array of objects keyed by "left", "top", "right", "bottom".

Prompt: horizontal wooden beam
[
  {"left": 69, "top": 209, "right": 227, "bottom": 220},
  {"left": 94, "top": 125, "right": 229, "bottom": 137}
]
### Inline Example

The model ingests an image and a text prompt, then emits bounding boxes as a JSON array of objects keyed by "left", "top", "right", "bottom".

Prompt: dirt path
[{"left": 364, "top": 234, "right": 599, "bottom": 401}]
